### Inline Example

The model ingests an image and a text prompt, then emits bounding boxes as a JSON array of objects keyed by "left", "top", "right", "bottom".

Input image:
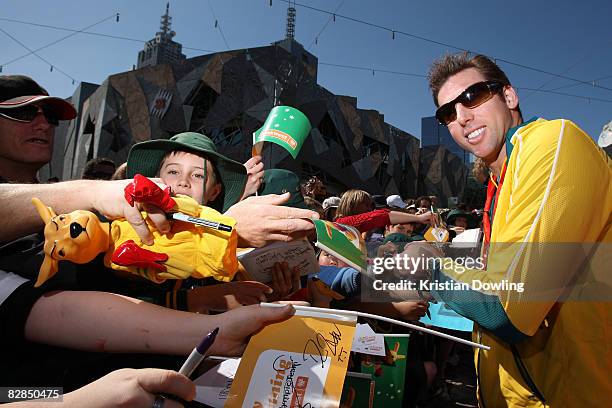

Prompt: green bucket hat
[
  {"left": 126, "top": 132, "right": 247, "bottom": 212},
  {"left": 445, "top": 209, "right": 476, "bottom": 228},
  {"left": 257, "top": 169, "right": 307, "bottom": 209}
]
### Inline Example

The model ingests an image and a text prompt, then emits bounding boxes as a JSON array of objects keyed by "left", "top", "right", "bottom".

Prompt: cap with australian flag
[{"left": 253, "top": 105, "right": 311, "bottom": 159}]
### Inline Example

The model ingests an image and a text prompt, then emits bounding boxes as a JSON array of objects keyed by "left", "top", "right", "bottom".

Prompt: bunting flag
[
  {"left": 149, "top": 88, "right": 173, "bottom": 118},
  {"left": 226, "top": 309, "right": 356, "bottom": 408},
  {"left": 253, "top": 105, "right": 311, "bottom": 159}
]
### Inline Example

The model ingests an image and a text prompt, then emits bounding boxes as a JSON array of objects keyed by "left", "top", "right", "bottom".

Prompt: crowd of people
[{"left": 0, "top": 51, "right": 610, "bottom": 408}]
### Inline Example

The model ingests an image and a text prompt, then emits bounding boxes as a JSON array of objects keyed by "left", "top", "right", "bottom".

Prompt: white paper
[
  {"left": 194, "top": 358, "right": 241, "bottom": 407},
  {"left": 237, "top": 238, "right": 319, "bottom": 283},
  {"left": 451, "top": 228, "right": 482, "bottom": 247},
  {"left": 351, "top": 323, "right": 386, "bottom": 356}
]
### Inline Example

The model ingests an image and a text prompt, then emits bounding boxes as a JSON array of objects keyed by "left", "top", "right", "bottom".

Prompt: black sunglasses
[
  {"left": 0, "top": 104, "right": 60, "bottom": 126},
  {"left": 435, "top": 81, "right": 504, "bottom": 125}
]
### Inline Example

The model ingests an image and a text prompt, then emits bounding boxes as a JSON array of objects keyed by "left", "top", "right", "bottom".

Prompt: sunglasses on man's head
[
  {"left": 435, "top": 81, "right": 504, "bottom": 125},
  {"left": 0, "top": 104, "right": 60, "bottom": 126}
]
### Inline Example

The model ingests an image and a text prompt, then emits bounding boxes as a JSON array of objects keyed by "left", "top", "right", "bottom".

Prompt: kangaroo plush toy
[{"left": 33, "top": 175, "right": 238, "bottom": 287}]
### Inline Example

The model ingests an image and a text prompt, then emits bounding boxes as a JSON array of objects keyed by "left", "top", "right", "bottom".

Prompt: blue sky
[{"left": 2, "top": 0, "right": 611, "bottom": 140}]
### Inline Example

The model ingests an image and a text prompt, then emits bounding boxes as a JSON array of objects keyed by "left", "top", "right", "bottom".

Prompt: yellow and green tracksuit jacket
[{"left": 432, "top": 118, "right": 612, "bottom": 407}]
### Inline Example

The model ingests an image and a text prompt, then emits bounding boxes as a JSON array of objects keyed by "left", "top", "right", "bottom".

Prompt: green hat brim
[
  {"left": 446, "top": 210, "right": 477, "bottom": 229},
  {"left": 126, "top": 133, "right": 246, "bottom": 212},
  {"left": 258, "top": 168, "right": 307, "bottom": 209}
]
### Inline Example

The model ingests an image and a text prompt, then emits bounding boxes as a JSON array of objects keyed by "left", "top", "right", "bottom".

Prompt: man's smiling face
[
  {"left": 437, "top": 68, "right": 518, "bottom": 164},
  {"left": 0, "top": 103, "right": 55, "bottom": 169}
]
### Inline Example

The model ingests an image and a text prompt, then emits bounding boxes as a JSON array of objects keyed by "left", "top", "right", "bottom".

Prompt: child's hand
[
  {"left": 187, "top": 281, "right": 273, "bottom": 312},
  {"left": 307, "top": 278, "right": 333, "bottom": 308},
  {"left": 241, "top": 155, "right": 265, "bottom": 200},
  {"left": 268, "top": 262, "right": 301, "bottom": 301},
  {"left": 209, "top": 304, "right": 295, "bottom": 356},
  {"left": 417, "top": 211, "right": 435, "bottom": 225},
  {"left": 391, "top": 300, "right": 430, "bottom": 321},
  {"left": 449, "top": 225, "right": 466, "bottom": 234}
]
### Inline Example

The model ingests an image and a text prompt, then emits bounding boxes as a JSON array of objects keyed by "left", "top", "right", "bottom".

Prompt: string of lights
[
  {"left": 306, "top": 0, "right": 345, "bottom": 50},
  {"left": 1, "top": 13, "right": 119, "bottom": 68},
  {"left": 317, "top": 62, "right": 612, "bottom": 103},
  {"left": 207, "top": 0, "right": 231, "bottom": 50},
  {"left": 0, "top": 17, "right": 217, "bottom": 53},
  {"left": 551, "top": 73, "right": 612, "bottom": 92},
  {"left": 0, "top": 27, "right": 78, "bottom": 83},
  {"left": 279, "top": 0, "right": 612, "bottom": 93},
  {"left": 319, "top": 62, "right": 427, "bottom": 79},
  {"left": 1, "top": 10, "right": 609, "bottom": 105}
]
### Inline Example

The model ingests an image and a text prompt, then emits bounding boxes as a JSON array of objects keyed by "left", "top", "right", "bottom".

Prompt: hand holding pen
[
  {"left": 179, "top": 327, "right": 219, "bottom": 378},
  {"left": 154, "top": 327, "right": 219, "bottom": 407}
]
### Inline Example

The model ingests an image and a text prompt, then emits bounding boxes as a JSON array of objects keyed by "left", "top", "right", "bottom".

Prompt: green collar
[{"left": 505, "top": 116, "right": 538, "bottom": 159}]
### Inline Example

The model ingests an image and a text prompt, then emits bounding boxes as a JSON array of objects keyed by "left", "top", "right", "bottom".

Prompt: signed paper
[
  {"left": 226, "top": 309, "right": 357, "bottom": 408},
  {"left": 237, "top": 238, "right": 319, "bottom": 283},
  {"left": 351, "top": 323, "right": 386, "bottom": 357}
]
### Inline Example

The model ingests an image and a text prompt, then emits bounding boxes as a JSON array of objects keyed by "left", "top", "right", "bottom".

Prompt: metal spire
[
  {"left": 158, "top": 2, "right": 175, "bottom": 40},
  {"left": 285, "top": 0, "right": 296, "bottom": 39}
]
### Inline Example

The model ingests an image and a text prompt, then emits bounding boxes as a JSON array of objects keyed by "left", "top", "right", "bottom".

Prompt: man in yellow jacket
[{"left": 421, "top": 53, "right": 611, "bottom": 407}]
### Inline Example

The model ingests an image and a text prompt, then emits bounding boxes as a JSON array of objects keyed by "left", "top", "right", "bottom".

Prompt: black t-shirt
[{"left": 0, "top": 271, "right": 59, "bottom": 350}]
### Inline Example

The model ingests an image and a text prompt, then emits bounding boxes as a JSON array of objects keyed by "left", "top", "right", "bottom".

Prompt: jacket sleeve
[
  {"left": 335, "top": 209, "right": 391, "bottom": 233},
  {"left": 432, "top": 120, "right": 612, "bottom": 341}
]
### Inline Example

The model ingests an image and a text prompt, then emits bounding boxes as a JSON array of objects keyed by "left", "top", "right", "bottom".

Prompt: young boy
[
  {"left": 126, "top": 131, "right": 247, "bottom": 212},
  {"left": 71, "top": 132, "right": 273, "bottom": 312},
  {"left": 125, "top": 132, "right": 311, "bottom": 310}
]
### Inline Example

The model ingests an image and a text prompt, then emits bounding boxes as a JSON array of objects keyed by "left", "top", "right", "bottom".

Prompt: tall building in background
[
  {"left": 136, "top": 3, "right": 186, "bottom": 69},
  {"left": 52, "top": 4, "right": 469, "bottom": 205},
  {"left": 421, "top": 116, "right": 472, "bottom": 165}
]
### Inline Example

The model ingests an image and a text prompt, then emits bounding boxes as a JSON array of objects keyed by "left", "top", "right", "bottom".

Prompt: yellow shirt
[{"left": 434, "top": 118, "right": 612, "bottom": 407}]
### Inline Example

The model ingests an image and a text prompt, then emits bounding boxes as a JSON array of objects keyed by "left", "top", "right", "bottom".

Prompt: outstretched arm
[
  {"left": 1, "top": 179, "right": 170, "bottom": 244},
  {"left": 24, "top": 290, "right": 294, "bottom": 356}
]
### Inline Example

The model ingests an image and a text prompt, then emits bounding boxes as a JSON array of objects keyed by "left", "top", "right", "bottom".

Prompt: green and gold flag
[
  {"left": 253, "top": 105, "right": 311, "bottom": 159},
  {"left": 312, "top": 219, "right": 367, "bottom": 273}
]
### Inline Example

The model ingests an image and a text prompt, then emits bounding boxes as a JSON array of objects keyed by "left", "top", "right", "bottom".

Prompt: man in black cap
[{"left": 0, "top": 75, "right": 76, "bottom": 183}]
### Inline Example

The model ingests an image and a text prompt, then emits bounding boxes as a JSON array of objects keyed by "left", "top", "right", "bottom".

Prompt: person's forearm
[
  {"left": 24, "top": 291, "right": 210, "bottom": 355},
  {"left": 338, "top": 299, "right": 401, "bottom": 319},
  {"left": 0, "top": 180, "right": 102, "bottom": 241},
  {"left": 388, "top": 211, "right": 420, "bottom": 225}
]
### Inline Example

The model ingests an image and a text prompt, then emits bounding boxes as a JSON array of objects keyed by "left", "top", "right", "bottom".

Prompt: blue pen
[{"left": 178, "top": 327, "right": 219, "bottom": 378}]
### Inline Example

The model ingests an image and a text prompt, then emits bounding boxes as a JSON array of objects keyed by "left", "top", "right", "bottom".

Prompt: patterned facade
[{"left": 51, "top": 38, "right": 467, "bottom": 203}]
